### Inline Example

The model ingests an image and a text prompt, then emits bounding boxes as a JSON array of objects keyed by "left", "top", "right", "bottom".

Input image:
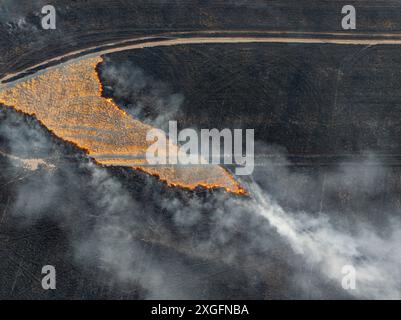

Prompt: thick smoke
[
  {"left": 2, "top": 84, "right": 401, "bottom": 299},
  {"left": 249, "top": 182, "right": 401, "bottom": 299},
  {"left": 100, "top": 58, "right": 184, "bottom": 131},
  {"left": 0, "top": 0, "right": 45, "bottom": 32}
]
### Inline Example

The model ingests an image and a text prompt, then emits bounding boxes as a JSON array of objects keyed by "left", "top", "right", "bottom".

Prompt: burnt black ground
[{"left": 1, "top": 1, "right": 401, "bottom": 299}]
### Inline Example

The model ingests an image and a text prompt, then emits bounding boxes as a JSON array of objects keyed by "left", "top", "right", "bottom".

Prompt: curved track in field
[{"left": 4, "top": 29, "right": 401, "bottom": 86}]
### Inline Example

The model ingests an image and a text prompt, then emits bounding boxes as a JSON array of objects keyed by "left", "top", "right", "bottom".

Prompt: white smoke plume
[
  {"left": 3, "top": 104, "right": 401, "bottom": 299},
  {"left": 0, "top": 0, "right": 44, "bottom": 32},
  {"left": 2, "top": 67, "right": 401, "bottom": 299},
  {"left": 100, "top": 58, "right": 184, "bottom": 131},
  {"left": 248, "top": 181, "right": 401, "bottom": 299}
]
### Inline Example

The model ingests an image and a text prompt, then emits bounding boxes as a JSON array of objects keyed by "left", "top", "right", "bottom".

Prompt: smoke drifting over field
[
  {"left": 1, "top": 104, "right": 401, "bottom": 299},
  {"left": 0, "top": 0, "right": 45, "bottom": 32},
  {"left": 100, "top": 58, "right": 184, "bottom": 131}
]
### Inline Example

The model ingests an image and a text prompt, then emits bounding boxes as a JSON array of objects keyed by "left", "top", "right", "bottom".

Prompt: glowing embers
[{"left": 0, "top": 57, "right": 244, "bottom": 194}]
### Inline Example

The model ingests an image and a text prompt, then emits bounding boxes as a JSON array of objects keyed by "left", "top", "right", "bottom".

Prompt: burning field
[
  {"left": 3, "top": 0, "right": 401, "bottom": 300},
  {"left": 0, "top": 56, "right": 244, "bottom": 194}
]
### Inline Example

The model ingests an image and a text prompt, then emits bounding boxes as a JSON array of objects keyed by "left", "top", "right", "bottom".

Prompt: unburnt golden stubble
[{"left": 0, "top": 56, "right": 245, "bottom": 194}]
